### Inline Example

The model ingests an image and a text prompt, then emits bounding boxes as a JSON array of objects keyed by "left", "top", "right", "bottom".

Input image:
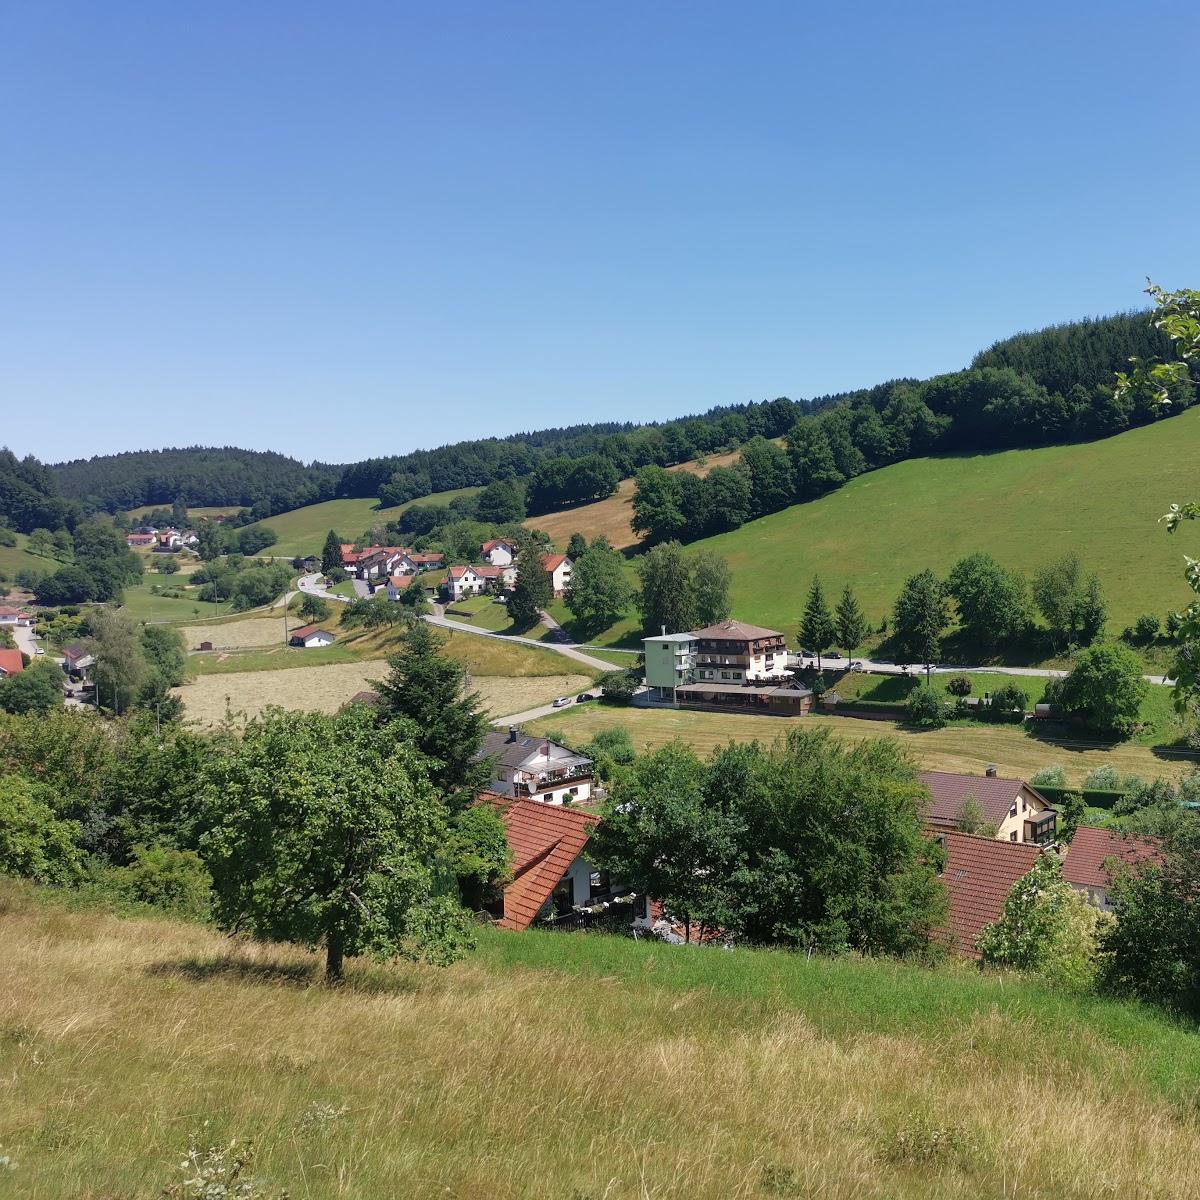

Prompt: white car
[
  {"left": 33, "top": 647, "right": 45, "bottom": 656},
  {"left": 552, "top": 696, "right": 571, "bottom": 708}
]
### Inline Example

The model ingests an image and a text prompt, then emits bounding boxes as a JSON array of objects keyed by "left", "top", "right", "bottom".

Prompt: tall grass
[{"left": 2, "top": 881, "right": 1198, "bottom": 1198}]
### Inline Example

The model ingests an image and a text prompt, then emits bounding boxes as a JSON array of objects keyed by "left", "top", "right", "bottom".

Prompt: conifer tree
[
  {"left": 800, "top": 577, "right": 836, "bottom": 670},
  {"left": 835, "top": 584, "right": 868, "bottom": 660},
  {"left": 321, "top": 529, "right": 343, "bottom": 577}
]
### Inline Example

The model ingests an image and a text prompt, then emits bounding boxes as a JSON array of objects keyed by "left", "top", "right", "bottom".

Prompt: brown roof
[
  {"left": 542, "top": 553, "right": 568, "bottom": 572},
  {"left": 0, "top": 649, "right": 23, "bottom": 676},
  {"left": 410, "top": 552, "right": 444, "bottom": 563},
  {"left": 937, "top": 832, "right": 1042, "bottom": 958},
  {"left": 1062, "top": 827, "right": 1161, "bottom": 890},
  {"left": 474, "top": 564, "right": 503, "bottom": 579},
  {"left": 689, "top": 619, "right": 785, "bottom": 641},
  {"left": 290, "top": 624, "right": 330, "bottom": 640},
  {"left": 481, "top": 538, "right": 515, "bottom": 553},
  {"left": 920, "top": 770, "right": 1045, "bottom": 828},
  {"left": 483, "top": 794, "right": 598, "bottom": 931}
]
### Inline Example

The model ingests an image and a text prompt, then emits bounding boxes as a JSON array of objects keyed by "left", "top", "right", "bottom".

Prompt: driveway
[{"left": 297, "top": 572, "right": 353, "bottom": 603}]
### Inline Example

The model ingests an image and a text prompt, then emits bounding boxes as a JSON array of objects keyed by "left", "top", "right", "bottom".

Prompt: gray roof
[
  {"left": 676, "top": 682, "right": 812, "bottom": 698},
  {"left": 479, "top": 729, "right": 593, "bottom": 772},
  {"left": 643, "top": 632, "right": 698, "bottom": 644}
]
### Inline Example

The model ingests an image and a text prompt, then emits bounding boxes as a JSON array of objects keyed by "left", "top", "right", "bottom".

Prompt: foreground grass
[
  {"left": 530, "top": 704, "right": 1197, "bottom": 786},
  {"left": 2, "top": 882, "right": 1198, "bottom": 1199}
]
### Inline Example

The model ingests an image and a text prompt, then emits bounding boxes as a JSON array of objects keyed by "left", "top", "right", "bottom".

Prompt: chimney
[
  {"left": 661, "top": 624, "right": 667, "bottom": 636},
  {"left": 985, "top": 764, "right": 998, "bottom": 777},
  {"left": 508, "top": 725, "right": 519, "bottom": 743}
]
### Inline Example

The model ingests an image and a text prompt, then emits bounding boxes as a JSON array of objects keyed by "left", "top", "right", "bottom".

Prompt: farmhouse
[
  {"left": 125, "top": 533, "right": 157, "bottom": 549},
  {"left": 443, "top": 565, "right": 486, "bottom": 601},
  {"left": 62, "top": 642, "right": 95, "bottom": 680},
  {"left": 1062, "top": 826, "right": 1160, "bottom": 911},
  {"left": 920, "top": 769, "right": 1057, "bottom": 845},
  {"left": 409, "top": 551, "right": 444, "bottom": 570},
  {"left": 935, "top": 831, "right": 1043, "bottom": 958},
  {"left": 480, "top": 538, "right": 518, "bottom": 567},
  {"left": 288, "top": 624, "right": 336, "bottom": 648},
  {"left": 0, "top": 648, "right": 24, "bottom": 677},
  {"left": 385, "top": 574, "right": 414, "bottom": 600},
  {"left": 0, "top": 606, "right": 32, "bottom": 626},
  {"left": 542, "top": 553, "right": 573, "bottom": 597},
  {"left": 483, "top": 795, "right": 641, "bottom": 931},
  {"left": 480, "top": 726, "right": 594, "bottom": 805}
]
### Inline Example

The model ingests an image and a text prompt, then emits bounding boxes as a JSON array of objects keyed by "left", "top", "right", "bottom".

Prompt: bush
[
  {"left": 904, "top": 684, "right": 946, "bottom": 728},
  {"left": 0, "top": 775, "right": 82, "bottom": 886},
  {"left": 1030, "top": 766, "right": 1067, "bottom": 788},
  {"left": 988, "top": 683, "right": 1029, "bottom": 722},
  {"left": 107, "top": 845, "right": 212, "bottom": 919},
  {"left": 598, "top": 670, "right": 640, "bottom": 705},
  {"left": 1133, "top": 613, "right": 1160, "bottom": 644},
  {"left": 946, "top": 675, "right": 973, "bottom": 697}
]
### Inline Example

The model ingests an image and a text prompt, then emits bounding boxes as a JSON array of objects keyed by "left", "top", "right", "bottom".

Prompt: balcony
[{"left": 1024, "top": 811, "right": 1057, "bottom": 846}]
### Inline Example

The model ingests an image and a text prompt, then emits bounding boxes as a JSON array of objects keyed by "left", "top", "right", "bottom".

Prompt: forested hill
[
  {"left": 41, "top": 308, "right": 1193, "bottom": 521},
  {"left": 972, "top": 311, "right": 1178, "bottom": 395},
  {"left": 52, "top": 447, "right": 341, "bottom": 515}
]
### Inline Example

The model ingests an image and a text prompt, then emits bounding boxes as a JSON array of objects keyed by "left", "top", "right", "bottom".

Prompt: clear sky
[{"left": 2, "top": 2, "right": 1197, "bottom": 465}]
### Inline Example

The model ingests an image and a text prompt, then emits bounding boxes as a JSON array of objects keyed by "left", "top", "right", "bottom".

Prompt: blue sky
[{"left": 2, "top": 2, "right": 1197, "bottom": 465}]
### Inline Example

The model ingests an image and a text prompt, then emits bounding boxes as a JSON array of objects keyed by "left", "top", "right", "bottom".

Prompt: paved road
[
  {"left": 297, "top": 572, "right": 353, "bottom": 603},
  {"left": 792, "top": 651, "right": 1173, "bottom": 687},
  {"left": 425, "top": 603, "right": 619, "bottom": 674}
]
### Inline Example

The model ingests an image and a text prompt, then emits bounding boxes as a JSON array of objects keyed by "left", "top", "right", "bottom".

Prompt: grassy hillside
[
  {"left": 530, "top": 704, "right": 1193, "bottom": 788},
  {"left": 686, "top": 407, "right": 1200, "bottom": 633},
  {"left": 0, "top": 532, "right": 57, "bottom": 582},
  {"left": 3, "top": 883, "right": 1198, "bottom": 1199},
  {"left": 247, "top": 487, "right": 480, "bottom": 558}
]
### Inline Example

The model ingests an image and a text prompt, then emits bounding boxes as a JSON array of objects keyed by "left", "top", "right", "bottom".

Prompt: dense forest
[
  {"left": 39, "top": 309, "right": 1195, "bottom": 526},
  {"left": 52, "top": 447, "right": 340, "bottom": 515}
]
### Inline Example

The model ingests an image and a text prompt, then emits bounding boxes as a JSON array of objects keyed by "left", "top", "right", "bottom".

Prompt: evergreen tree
[
  {"left": 508, "top": 541, "right": 553, "bottom": 629},
  {"left": 835, "top": 584, "right": 868, "bottom": 659},
  {"left": 321, "top": 529, "right": 343, "bottom": 577},
  {"left": 800, "top": 577, "right": 836, "bottom": 669},
  {"left": 893, "top": 570, "right": 948, "bottom": 677},
  {"left": 372, "top": 621, "right": 492, "bottom": 810}
]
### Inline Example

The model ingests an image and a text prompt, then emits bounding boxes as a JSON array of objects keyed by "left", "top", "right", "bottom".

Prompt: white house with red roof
[
  {"left": 480, "top": 538, "right": 518, "bottom": 567},
  {"left": 125, "top": 533, "right": 158, "bottom": 549},
  {"left": 288, "top": 624, "right": 336, "bottom": 648},
  {"left": 1062, "top": 826, "right": 1161, "bottom": 911},
  {"left": 920, "top": 769, "right": 1057, "bottom": 845},
  {"left": 0, "top": 606, "right": 32, "bottom": 627},
  {"left": 0, "top": 648, "right": 24, "bottom": 677},
  {"left": 542, "top": 553, "right": 572, "bottom": 597}
]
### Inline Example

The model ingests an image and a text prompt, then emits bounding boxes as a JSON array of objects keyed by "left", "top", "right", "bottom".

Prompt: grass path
[
  {"left": 3, "top": 884, "right": 1199, "bottom": 1198},
  {"left": 529, "top": 704, "right": 1197, "bottom": 786}
]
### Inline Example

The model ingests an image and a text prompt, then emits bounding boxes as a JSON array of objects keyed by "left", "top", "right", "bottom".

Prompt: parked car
[
  {"left": 576, "top": 692, "right": 594, "bottom": 703},
  {"left": 849, "top": 661, "right": 864, "bottom": 672},
  {"left": 33, "top": 647, "right": 45, "bottom": 656},
  {"left": 552, "top": 696, "right": 571, "bottom": 708}
]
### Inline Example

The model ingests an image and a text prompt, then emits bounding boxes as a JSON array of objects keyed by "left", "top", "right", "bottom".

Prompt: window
[
  {"left": 720, "top": 671, "right": 731, "bottom": 680},
  {"left": 589, "top": 870, "right": 610, "bottom": 898},
  {"left": 1009, "top": 803, "right": 1018, "bottom": 817},
  {"left": 1009, "top": 831, "right": 1018, "bottom": 842}
]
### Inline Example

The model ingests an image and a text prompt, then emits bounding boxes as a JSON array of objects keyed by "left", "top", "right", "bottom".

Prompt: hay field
[
  {"left": 4, "top": 883, "right": 1200, "bottom": 1199},
  {"left": 175, "top": 663, "right": 591, "bottom": 725},
  {"left": 183, "top": 617, "right": 289, "bottom": 650},
  {"left": 530, "top": 705, "right": 1196, "bottom": 788}
]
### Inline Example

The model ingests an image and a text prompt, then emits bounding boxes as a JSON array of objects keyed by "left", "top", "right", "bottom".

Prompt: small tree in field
[
  {"left": 202, "top": 706, "right": 474, "bottom": 983},
  {"left": 299, "top": 593, "right": 330, "bottom": 623},
  {"left": 946, "top": 675, "right": 973, "bottom": 697}
]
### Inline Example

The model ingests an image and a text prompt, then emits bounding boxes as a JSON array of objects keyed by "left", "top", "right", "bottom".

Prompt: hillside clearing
[
  {"left": 529, "top": 705, "right": 1196, "bottom": 787},
  {"left": 181, "top": 617, "right": 288, "bottom": 650},
  {"left": 245, "top": 487, "right": 481, "bottom": 558},
  {"left": 174, "top": 662, "right": 592, "bottom": 725},
  {"left": 3, "top": 885, "right": 1199, "bottom": 1199}
]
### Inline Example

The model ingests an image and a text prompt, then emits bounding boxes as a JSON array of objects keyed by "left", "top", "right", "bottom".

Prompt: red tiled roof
[
  {"left": 446, "top": 565, "right": 473, "bottom": 580},
  {"left": 0, "top": 649, "right": 23, "bottom": 676},
  {"left": 482, "top": 794, "right": 598, "bottom": 931},
  {"left": 474, "top": 564, "right": 503, "bottom": 579},
  {"left": 290, "top": 624, "right": 329, "bottom": 640},
  {"left": 920, "top": 770, "right": 1040, "bottom": 827},
  {"left": 410, "top": 552, "right": 444, "bottom": 563},
  {"left": 1062, "top": 827, "right": 1161, "bottom": 890},
  {"left": 481, "top": 538, "right": 514, "bottom": 554},
  {"left": 0, "top": 606, "right": 28, "bottom": 618},
  {"left": 937, "top": 832, "right": 1042, "bottom": 958},
  {"left": 542, "top": 554, "right": 568, "bottom": 572},
  {"left": 387, "top": 574, "right": 409, "bottom": 588}
]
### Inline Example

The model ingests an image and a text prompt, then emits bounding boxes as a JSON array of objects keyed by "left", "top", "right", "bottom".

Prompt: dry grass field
[
  {"left": 182, "top": 617, "right": 289, "bottom": 650},
  {"left": 530, "top": 705, "right": 1196, "bottom": 787},
  {"left": 3, "top": 883, "right": 1200, "bottom": 1199},
  {"left": 175, "top": 663, "right": 591, "bottom": 725},
  {"left": 525, "top": 445, "right": 750, "bottom": 551}
]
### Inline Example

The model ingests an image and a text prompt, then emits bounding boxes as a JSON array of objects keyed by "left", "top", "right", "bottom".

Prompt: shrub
[
  {"left": 0, "top": 775, "right": 82, "bottom": 886},
  {"left": 988, "top": 683, "right": 1029, "bottom": 722},
  {"left": 1133, "top": 613, "right": 1160, "bottom": 644},
  {"left": 904, "top": 684, "right": 946, "bottom": 728},
  {"left": 598, "top": 670, "right": 640, "bottom": 705},
  {"left": 108, "top": 845, "right": 212, "bottom": 919},
  {"left": 1031, "top": 766, "right": 1067, "bottom": 788},
  {"left": 1166, "top": 611, "right": 1184, "bottom": 638},
  {"left": 946, "top": 675, "right": 973, "bottom": 697},
  {"left": 1057, "top": 644, "right": 1148, "bottom": 739}
]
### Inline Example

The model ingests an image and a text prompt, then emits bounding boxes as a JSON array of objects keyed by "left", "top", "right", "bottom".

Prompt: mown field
[
  {"left": 245, "top": 487, "right": 481, "bottom": 558},
  {"left": 3, "top": 883, "right": 1199, "bottom": 1199},
  {"left": 530, "top": 704, "right": 1196, "bottom": 787},
  {"left": 0, "top": 532, "right": 56, "bottom": 582},
  {"left": 125, "top": 504, "right": 242, "bottom": 520}
]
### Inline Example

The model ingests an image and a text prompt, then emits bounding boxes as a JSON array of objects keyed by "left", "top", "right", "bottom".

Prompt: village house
[
  {"left": 691, "top": 619, "right": 790, "bottom": 682},
  {"left": 480, "top": 538, "right": 518, "bottom": 567},
  {"left": 156, "top": 529, "right": 184, "bottom": 550},
  {"left": 934, "top": 831, "right": 1044, "bottom": 957},
  {"left": 341, "top": 544, "right": 419, "bottom": 580},
  {"left": 385, "top": 574, "right": 414, "bottom": 600},
  {"left": 288, "top": 624, "right": 336, "bottom": 648},
  {"left": 1061, "top": 826, "right": 1160, "bottom": 911},
  {"left": 125, "top": 533, "right": 158, "bottom": 549},
  {"left": 0, "top": 606, "right": 32, "bottom": 627},
  {"left": 542, "top": 553, "right": 573, "bottom": 597},
  {"left": 482, "top": 795, "right": 644, "bottom": 931},
  {"left": 0, "top": 648, "right": 24, "bottom": 677},
  {"left": 442, "top": 564, "right": 487, "bottom": 601},
  {"left": 409, "top": 551, "right": 445, "bottom": 571},
  {"left": 920, "top": 768, "right": 1057, "bottom": 845},
  {"left": 479, "top": 726, "right": 595, "bottom": 805},
  {"left": 62, "top": 642, "right": 95, "bottom": 680}
]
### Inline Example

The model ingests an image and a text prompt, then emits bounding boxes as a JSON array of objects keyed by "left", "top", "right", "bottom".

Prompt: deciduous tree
[
  {"left": 565, "top": 538, "right": 634, "bottom": 633},
  {"left": 892, "top": 570, "right": 948, "bottom": 676}
]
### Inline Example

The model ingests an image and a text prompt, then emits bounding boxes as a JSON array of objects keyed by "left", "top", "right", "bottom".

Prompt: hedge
[{"left": 1031, "top": 785, "right": 1125, "bottom": 811}]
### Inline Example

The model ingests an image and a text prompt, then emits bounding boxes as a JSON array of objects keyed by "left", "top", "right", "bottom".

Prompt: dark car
[{"left": 576, "top": 692, "right": 594, "bottom": 703}]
